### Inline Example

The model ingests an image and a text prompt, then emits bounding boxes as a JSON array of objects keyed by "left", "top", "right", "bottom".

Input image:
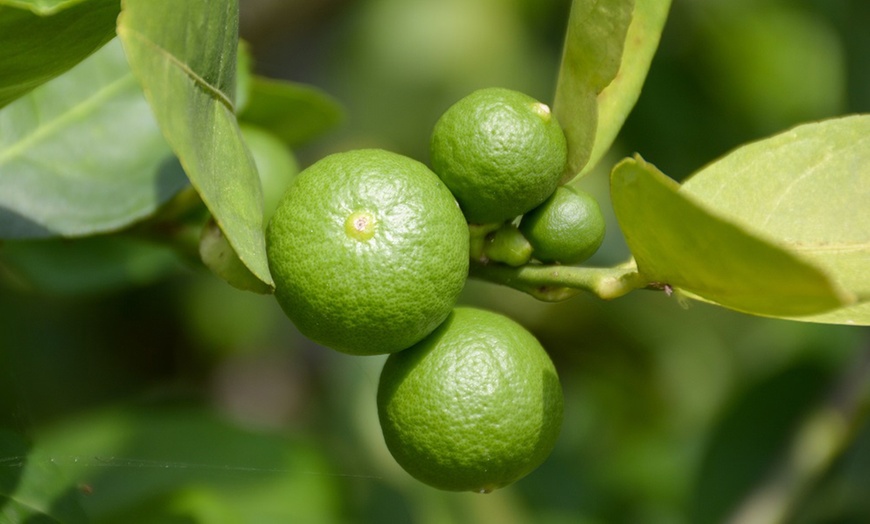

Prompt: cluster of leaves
[{"left": 0, "top": 0, "right": 341, "bottom": 295}]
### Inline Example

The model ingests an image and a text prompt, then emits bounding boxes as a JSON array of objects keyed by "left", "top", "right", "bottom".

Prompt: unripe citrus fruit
[
  {"left": 377, "top": 307, "right": 564, "bottom": 492},
  {"left": 266, "top": 149, "right": 469, "bottom": 355},
  {"left": 429, "top": 87, "right": 567, "bottom": 224},
  {"left": 519, "top": 186, "right": 605, "bottom": 264}
]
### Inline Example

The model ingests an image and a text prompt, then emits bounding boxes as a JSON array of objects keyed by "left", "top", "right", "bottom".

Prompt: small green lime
[
  {"left": 430, "top": 87, "right": 568, "bottom": 224},
  {"left": 377, "top": 307, "right": 564, "bottom": 493},
  {"left": 266, "top": 149, "right": 469, "bottom": 356},
  {"left": 519, "top": 186, "right": 605, "bottom": 264}
]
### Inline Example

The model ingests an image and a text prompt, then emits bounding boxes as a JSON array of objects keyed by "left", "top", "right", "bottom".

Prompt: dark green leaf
[
  {"left": 610, "top": 155, "right": 852, "bottom": 317},
  {"left": 690, "top": 362, "right": 831, "bottom": 524},
  {"left": 0, "top": 39, "right": 187, "bottom": 239},
  {"left": 239, "top": 76, "right": 343, "bottom": 147},
  {"left": 30, "top": 407, "right": 339, "bottom": 523},
  {"left": 117, "top": 0, "right": 274, "bottom": 290},
  {"left": 0, "top": 235, "right": 182, "bottom": 295},
  {"left": 681, "top": 115, "right": 870, "bottom": 325},
  {"left": 553, "top": 0, "right": 634, "bottom": 182},
  {"left": 0, "top": 0, "right": 120, "bottom": 108}
]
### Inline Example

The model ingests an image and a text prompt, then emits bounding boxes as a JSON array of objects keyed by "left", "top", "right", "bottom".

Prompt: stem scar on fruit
[{"left": 345, "top": 211, "right": 377, "bottom": 241}]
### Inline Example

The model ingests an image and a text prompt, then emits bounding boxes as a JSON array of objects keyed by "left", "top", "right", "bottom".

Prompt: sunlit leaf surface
[
  {"left": 611, "top": 155, "right": 851, "bottom": 318},
  {"left": 682, "top": 115, "right": 870, "bottom": 325},
  {"left": 0, "top": 40, "right": 186, "bottom": 239}
]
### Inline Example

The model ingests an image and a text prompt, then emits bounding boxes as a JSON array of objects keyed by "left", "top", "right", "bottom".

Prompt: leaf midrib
[
  {"left": 117, "top": 25, "right": 235, "bottom": 113},
  {"left": 0, "top": 73, "right": 136, "bottom": 166}
]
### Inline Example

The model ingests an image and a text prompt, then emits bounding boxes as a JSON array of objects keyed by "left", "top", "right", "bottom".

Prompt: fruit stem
[{"left": 468, "top": 260, "right": 651, "bottom": 301}]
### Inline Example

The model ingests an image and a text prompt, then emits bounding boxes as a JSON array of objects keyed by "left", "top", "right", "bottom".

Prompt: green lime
[
  {"left": 377, "top": 307, "right": 564, "bottom": 492},
  {"left": 266, "top": 149, "right": 469, "bottom": 356},
  {"left": 429, "top": 87, "right": 567, "bottom": 224},
  {"left": 519, "top": 186, "right": 605, "bottom": 264}
]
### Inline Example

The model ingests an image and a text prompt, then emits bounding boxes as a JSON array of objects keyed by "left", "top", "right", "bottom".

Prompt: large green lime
[
  {"left": 378, "top": 307, "right": 564, "bottom": 492},
  {"left": 267, "top": 149, "right": 469, "bottom": 355}
]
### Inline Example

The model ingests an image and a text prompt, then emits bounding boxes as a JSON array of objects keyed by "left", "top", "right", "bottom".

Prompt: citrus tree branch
[{"left": 468, "top": 260, "right": 652, "bottom": 301}]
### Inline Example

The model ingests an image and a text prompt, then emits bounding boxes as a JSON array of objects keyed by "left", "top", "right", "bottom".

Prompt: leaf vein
[{"left": 0, "top": 75, "right": 135, "bottom": 166}]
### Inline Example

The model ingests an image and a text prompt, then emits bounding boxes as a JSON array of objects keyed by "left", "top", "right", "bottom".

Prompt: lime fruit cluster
[
  {"left": 263, "top": 86, "right": 611, "bottom": 493},
  {"left": 429, "top": 87, "right": 605, "bottom": 266}
]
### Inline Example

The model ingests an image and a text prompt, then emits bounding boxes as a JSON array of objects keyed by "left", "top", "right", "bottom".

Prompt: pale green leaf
[
  {"left": 239, "top": 76, "right": 344, "bottom": 147},
  {"left": 610, "top": 155, "right": 852, "bottom": 317},
  {"left": 579, "top": 0, "right": 672, "bottom": 178},
  {"left": 0, "top": 0, "right": 119, "bottom": 107},
  {"left": 553, "top": 0, "right": 634, "bottom": 182},
  {"left": 0, "top": 39, "right": 187, "bottom": 239},
  {"left": 117, "top": 0, "right": 274, "bottom": 289},
  {"left": 682, "top": 115, "right": 870, "bottom": 325}
]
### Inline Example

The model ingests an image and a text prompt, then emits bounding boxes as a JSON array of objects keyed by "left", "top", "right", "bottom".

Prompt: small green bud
[{"left": 484, "top": 223, "right": 533, "bottom": 267}]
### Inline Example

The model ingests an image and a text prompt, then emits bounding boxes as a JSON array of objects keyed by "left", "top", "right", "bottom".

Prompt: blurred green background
[{"left": 1, "top": 0, "right": 869, "bottom": 522}]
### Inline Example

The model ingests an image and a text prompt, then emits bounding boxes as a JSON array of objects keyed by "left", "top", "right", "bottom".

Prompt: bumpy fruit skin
[
  {"left": 377, "top": 307, "right": 564, "bottom": 493},
  {"left": 267, "top": 149, "right": 469, "bottom": 356},
  {"left": 519, "top": 186, "right": 605, "bottom": 264},
  {"left": 430, "top": 87, "right": 568, "bottom": 224}
]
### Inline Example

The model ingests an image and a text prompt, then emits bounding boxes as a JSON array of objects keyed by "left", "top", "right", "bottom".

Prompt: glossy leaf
[
  {"left": 0, "top": 0, "right": 119, "bottom": 108},
  {"left": 553, "top": 0, "right": 634, "bottom": 182},
  {"left": 578, "top": 0, "right": 672, "bottom": 178},
  {"left": 610, "top": 155, "right": 852, "bottom": 317},
  {"left": 680, "top": 115, "right": 870, "bottom": 325},
  {"left": 239, "top": 76, "right": 344, "bottom": 147},
  {"left": 117, "top": 0, "right": 274, "bottom": 289},
  {"left": 0, "top": 39, "right": 187, "bottom": 239}
]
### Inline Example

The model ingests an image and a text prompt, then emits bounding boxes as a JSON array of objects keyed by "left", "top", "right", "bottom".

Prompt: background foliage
[{"left": 1, "top": 0, "right": 869, "bottom": 522}]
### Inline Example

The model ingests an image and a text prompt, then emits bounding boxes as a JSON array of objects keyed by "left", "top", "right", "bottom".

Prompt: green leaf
[
  {"left": 0, "top": 235, "right": 182, "bottom": 295},
  {"left": 117, "top": 0, "right": 274, "bottom": 290},
  {"left": 30, "top": 407, "right": 339, "bottom": 523},
  {"left": 553, "top": 0, "right": 634, "bottom": 182},
  {"left": 578, "top": 0, "right": 672, "bottom": 178},
  {"left": 681, "top": 115, "right": 870, "bottom": 325},
  {"left": 0, "top": 0, "right": 120, "bottom": 108},
  {"left": 610, "top": 155, "right": 852, "bottom": 317},
  {"left": 238, "top": 76, "right": 343, "bottom": 147},
  {"left": 0, "top": 429, "right": 88, "bottom": 524},
  {"left": 0, "top": 39, "right": 188, "bottom": 239}
]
